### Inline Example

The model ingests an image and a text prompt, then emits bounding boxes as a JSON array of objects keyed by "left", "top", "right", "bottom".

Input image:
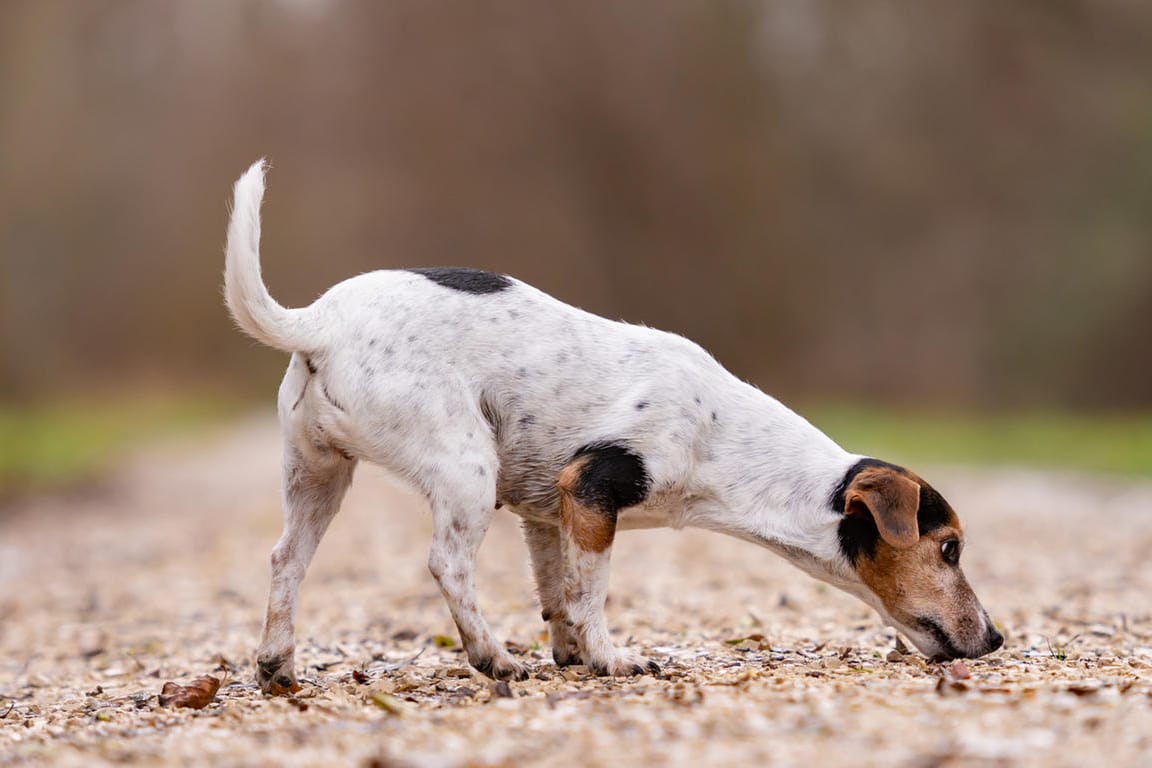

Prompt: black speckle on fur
[
  {"left": 304, "top": 357, "right": 317, "bottom": 374},
  {"left": 321, "top": 383, "right": 345, "bottom": 412},
  {"left": 571, "top": 442, "right": 651, "bottom": 514},
  {"left": 833, "top": 458, "right": 953, "bottom": 563},
  {"left": 635, "top": 401, "right": 649, "bottom": 410},
  {"left": 407, "top": 267, "right": 512, "bottom": 294}
]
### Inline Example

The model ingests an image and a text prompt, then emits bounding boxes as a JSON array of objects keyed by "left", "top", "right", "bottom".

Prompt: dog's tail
[{"left": 224, "top": 159, "right": 315, "bottom": 352}]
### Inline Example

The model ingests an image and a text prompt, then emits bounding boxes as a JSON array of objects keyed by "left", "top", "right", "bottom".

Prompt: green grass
[
  {"left": 0, "top": 394, "right": 239, "bottom": 497},
  {"left": 807, "top": 405, "right": 1152, "bottom": 478},
  {"left": 3, "top": 396, "right": 1151, "bottom": 498}
]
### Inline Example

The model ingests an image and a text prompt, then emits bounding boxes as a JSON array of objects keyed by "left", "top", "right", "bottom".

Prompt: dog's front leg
[
  {"left": 522, "top": 520, "right": 583, "bottom": 666},
  {"left": 427, "top": 489, "right": 528, "bottom": 682},
  {"left": 556, "top": 465, "right": 660, "bottom": 677}
]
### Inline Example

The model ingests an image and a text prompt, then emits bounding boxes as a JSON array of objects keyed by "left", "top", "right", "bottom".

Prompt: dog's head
[{"left": 832, "top": 459, "right": 1003, "bottom": 660}]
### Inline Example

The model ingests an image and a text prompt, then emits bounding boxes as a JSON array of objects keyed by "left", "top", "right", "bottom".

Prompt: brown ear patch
[{"left": 844, "top": 466, "right": 921, "bottom": 549}]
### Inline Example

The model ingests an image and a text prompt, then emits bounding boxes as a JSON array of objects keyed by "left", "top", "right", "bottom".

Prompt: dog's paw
[
  {"left": 553, "top": 648, "right": 586, "bottom": 668},
  {"left": 256, "top": 653, "right": 301, "bottom": 696},
  {"left": 550, "top": 630, "right": 584, "bottom": 667},
  {"left": 472, "top": 652, "right": 530, "bottom": 682},
  {"left": 588, "top": 650, "right": 661, "bottom": 678}
]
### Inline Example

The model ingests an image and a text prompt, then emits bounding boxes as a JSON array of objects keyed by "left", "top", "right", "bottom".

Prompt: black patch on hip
[
  {"left": 571, "top": 442, "right": 651, "bottom": 513},
  {"left": 832, "top": 458, "right": 953, "bottom": 563},
  {"left": 407, "top": 267, "right": 512, "bottom": 294}
]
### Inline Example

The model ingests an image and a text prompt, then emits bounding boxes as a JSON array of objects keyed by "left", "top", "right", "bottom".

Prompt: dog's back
[{"left": 225, "top": 160, "right": 725, "bottom": 513}]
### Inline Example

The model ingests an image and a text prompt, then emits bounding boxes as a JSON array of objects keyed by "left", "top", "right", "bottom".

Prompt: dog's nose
[{"left": 985, "top": 626, "right": 1004, "bottom": 653}]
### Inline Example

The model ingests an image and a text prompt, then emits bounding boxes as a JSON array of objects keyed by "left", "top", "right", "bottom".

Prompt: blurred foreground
[{"left": 1, "top": 417, "right": 1150, "bottom": 766}]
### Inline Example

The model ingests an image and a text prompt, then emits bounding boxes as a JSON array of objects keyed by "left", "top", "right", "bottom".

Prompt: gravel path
[{"left": 1, "top": 416, "right": 1150, "bottom": 767}]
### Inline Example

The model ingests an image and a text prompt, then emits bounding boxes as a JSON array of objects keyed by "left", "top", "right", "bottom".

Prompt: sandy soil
[{"left": 1, "top": 416, "right": 1150, "bottom": 767}]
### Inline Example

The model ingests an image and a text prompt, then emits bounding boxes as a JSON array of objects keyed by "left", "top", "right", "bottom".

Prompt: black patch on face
[
  {"left": 571, "top": 442, "right": 651, "bottom": 514},
  {"left": 833, "top": 458, "right": 954, "bottom": 564},
  {"left": 406, "top": 267, "right": 512, "bottom": 294}
]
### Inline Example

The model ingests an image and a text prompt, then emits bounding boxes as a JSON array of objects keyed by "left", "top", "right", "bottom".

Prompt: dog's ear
[{"left": 844, "top": 467, "right": 921, "bottom": 549}]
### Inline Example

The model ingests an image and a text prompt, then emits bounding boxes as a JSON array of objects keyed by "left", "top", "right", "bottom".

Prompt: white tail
[{"left": 224, "top": 159, "right": 314, "bottom": 351}]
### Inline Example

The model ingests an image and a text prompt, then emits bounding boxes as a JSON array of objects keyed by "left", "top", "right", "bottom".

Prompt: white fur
[{"left": 225, "top": 160, "right": 912, "bottom": 687}]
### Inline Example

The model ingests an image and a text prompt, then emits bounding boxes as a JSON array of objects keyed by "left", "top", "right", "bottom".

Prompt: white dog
[{"left": 224, "top": 160, "right": 1002, "bottom": 694}]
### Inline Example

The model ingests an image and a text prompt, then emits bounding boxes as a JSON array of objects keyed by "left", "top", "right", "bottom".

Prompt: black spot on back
[
  {"left": 407, "top": 267, "right": 512, "bottom": 295},
  {"left": 833, "top": 458, "right": 953, "bottom": 563},
  {"left": 572, "top": 442, "right": 651, "bottom": 514}
]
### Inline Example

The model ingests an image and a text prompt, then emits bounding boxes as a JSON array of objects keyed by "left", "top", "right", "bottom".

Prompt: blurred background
[{"left": 2, "top": 0, "right": 1151, "bottom": 497}]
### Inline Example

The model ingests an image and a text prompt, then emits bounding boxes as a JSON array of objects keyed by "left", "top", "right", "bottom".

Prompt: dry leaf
[
  {"left": 158, "top": 675, "right": 221, "bottom": 709},
  {"left": 432, "top": 635, "right": 456, "bottom": 648},
  {"left": 369, "top": 692, "right": 406, "bottom": 715},
  {"left": 935, "top": 675, "right": 969, "bottom": 695},
  {"left": 950, "top": 660, "right": 971, "bottom": 680},
  {"left": 1066, "top": 683, "right": 1101, "bottom": 697}
]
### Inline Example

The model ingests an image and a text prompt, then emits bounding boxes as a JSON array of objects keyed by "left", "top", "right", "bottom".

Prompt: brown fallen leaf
[
  {"left": 1066, "top": 683, "right": 1101, "bottom": 697},
  {"left": 158, "top": 675, "right": 221, "bottom": 709},
  {"left": 935, "top": 675, "right": 969, "bottom": 695}
]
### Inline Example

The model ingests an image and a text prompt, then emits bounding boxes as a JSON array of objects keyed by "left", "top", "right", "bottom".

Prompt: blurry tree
[{"left": 1, "top": 0, "right": 1150, "bottom": 408}]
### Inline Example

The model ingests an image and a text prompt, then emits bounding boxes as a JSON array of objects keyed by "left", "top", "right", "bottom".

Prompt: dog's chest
[{"left": 500, "top": 486, "right": 695, "bottom": 532}]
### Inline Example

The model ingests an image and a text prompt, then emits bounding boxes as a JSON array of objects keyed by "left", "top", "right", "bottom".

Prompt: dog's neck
[{"left": 687, "top": 383, "right": 859, "bottom": 565}]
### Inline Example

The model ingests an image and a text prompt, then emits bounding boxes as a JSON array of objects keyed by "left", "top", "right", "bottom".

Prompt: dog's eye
[{"left": 940, "top": 539, "right": 961, "bottom": 565}]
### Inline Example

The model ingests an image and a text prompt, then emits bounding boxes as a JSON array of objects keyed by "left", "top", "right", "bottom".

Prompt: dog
[{"left": 223, "top": 160, "right": 1003, "bottom": 694}]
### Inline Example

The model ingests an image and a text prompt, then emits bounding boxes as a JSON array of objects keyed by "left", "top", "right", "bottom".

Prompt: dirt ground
[{"left": 1, "top": 416, "right": 1150, "bottom": 767}]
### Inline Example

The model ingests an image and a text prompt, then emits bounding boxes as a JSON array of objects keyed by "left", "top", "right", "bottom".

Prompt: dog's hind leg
[
  {"left": 522, "top": 520, "right": 583, "bottom": 667},
  {"left": 424, "top": 454, "right": 528, "bottom": 682},
  {"left": 256, "top": 436, "right": 355, "bottom": 695},
  {"left": 556, "top": 450, "right": 660, "bottom": 677}
]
